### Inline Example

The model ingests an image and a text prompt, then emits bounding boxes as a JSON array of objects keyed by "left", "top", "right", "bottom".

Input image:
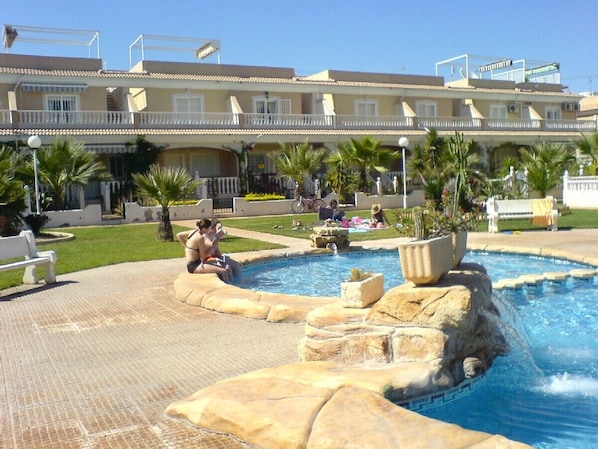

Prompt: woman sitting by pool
[{"left": 176, "top": 218, "right": 231, "bottom": 282}]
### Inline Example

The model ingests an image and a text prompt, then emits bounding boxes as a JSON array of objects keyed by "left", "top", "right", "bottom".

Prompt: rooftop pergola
[
  {"left": 435, "top": 53, "right": 562, "bottom": 85},
  {"left": 2, "top": 24, "right": 100, "bottom": 59},
  {"left": 128, "top": 34, "right": 220, "bottom": 67}
]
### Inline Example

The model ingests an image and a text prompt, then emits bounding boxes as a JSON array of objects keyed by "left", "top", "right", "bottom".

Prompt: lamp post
[
  {"left": 398, "top": 137, "right": 409, "bottom": 209},
  {"left": 27, "top": 135, "right": 42, "bottom": 215}
]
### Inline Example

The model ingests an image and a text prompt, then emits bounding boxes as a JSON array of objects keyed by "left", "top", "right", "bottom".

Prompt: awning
[
  {"left": 84, "top": 144, "right": 133, "bottom": 154},
  {"left": 20, "top": 83, "right": 88, "bottom": 93}
]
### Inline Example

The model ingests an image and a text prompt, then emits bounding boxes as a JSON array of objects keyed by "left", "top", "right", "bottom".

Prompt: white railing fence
[{"left": 562, "top": 171, "right": 598, "bottom": 208}]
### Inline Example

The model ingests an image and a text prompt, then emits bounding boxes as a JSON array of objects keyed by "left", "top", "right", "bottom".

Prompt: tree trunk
[{"left": 157, "top": 207, "right": 173, "bottom": 241}]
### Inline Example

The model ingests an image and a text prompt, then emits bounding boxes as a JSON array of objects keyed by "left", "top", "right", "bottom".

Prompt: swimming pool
[
  {"left": 423, "top": 279, "right": 598, "bottom": 449},
  {"left": 234, "top": 250, "right": 590, "bottom": 298},
  {"left": 235, "top": 251, "right": 598, "bottom": 448}
]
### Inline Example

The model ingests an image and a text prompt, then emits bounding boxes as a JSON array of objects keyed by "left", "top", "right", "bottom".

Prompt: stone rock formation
[
  {"left": 167, "top": 362, "right": 531, "bottom": 449},
  {"left": 299, "top": 263, "right": 508, "bottom": 393}
]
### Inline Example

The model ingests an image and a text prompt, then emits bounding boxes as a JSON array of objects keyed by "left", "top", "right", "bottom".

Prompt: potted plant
[
  {"left": 429, "top": 191, "right": 478, "bottom": 268},
  {"left": 340, "top": 267, "right": 384, "bottom": 308},
  {"left": 395, "top": 206, "right": 453, "bottom": 285}
]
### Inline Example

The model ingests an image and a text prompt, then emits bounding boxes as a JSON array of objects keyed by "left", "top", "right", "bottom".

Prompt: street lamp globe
[
  {"left": 398, "top": 137, "right": 409, "bottom": 148},
  {"left": 27, "top": 135, "right": 41, "bottom": 150}
]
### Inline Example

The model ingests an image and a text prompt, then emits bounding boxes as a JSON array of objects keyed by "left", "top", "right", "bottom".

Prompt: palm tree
[
  {"left": 269, "top": 141, "right": 327, "bottom": 198},
  {"left": 575, "top": 132, "right": 598, "bottom": 172},
  {"left": 0, "top": 145, "right": 28, "bottom": 236},
  {"left": 132, "top": 165, "right": 199, "bottom": 241},
  {"left": 340, "top": 136, "right": 400, "bottom": 193},
  {"left": 407, "top": 128, "right": 450, "bottom": 207},
  {"left": 520, "top": 143, "right": 575, "bottom": 197},
  {"left": 33, "top": 136, "right": 111, "bottom": 210},
  {"left": 324, "top": 147, "right": 360, "bottom": 204}
]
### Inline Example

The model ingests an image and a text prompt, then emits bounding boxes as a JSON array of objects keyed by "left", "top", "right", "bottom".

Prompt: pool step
[{"left": 494, "top": 268, "right": 597, "bottom": 290}]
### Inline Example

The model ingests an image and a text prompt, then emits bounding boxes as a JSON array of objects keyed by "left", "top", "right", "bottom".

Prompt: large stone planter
[
  {"left": 398, "top": 235, "right": 453, "bottom": 285},
  {"left": 452, "top": 230, "right": 468, "bottom": 268},
  {"left": 340, "top": 273, "right": 384, "bottom": 308}
]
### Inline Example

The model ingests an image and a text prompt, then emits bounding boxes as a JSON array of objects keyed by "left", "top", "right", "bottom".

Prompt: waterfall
[
  {"left": 326, "top": 242, "right": 338, "bottom": 256},
  {"left": 488, "top": 290, "right": 546, "bottom": 382}
]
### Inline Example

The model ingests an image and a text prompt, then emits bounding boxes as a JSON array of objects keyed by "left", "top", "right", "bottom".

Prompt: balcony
[
  {"left": 17, "top": 110, "right": 134, "bottom": 128},
  {"left": 2, "top": 110, "right": 596, "bottom": 134},
  {"left": 139, "top": 111, "right": 239, "bottom": 128}
]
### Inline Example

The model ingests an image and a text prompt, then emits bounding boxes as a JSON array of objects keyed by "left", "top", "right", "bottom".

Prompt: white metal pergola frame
[{"left": 2, "top": 24, "right": 100, "bottom": 58}]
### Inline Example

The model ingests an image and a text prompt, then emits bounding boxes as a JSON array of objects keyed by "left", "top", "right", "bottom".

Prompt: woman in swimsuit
[
  {"left": 176, "top": 218, "right": 231, "bottom": 282},
  {"left": 207, "top": 220, "right": 242, "bottom": 278}
]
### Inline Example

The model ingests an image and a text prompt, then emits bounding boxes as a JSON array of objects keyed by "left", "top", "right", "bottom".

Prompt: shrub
[
  {"left": 244, "top": 193, "right": 286, "bottom": 202},
  {"left": 23, "top": 213, "right": 50, "bottom": 235}
]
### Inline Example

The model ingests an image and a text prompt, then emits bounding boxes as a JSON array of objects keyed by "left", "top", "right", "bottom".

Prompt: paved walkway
[{"left": 2, "top": 226, "right": 598, "bottom": 448}]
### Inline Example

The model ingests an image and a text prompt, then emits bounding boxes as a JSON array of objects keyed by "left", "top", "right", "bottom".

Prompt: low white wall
[
  {"left": 354, "top": 191, "right": 424, "bottom": 211},
  {"left": 42, "top": 192, "right": 426, "bottom": 229},
  {"left": 233, "top": 198, "right": 296, "bottom": 217},
  {"left": 44, "top": 204, "right": 103, "bottom": 228},
  {"left": 123, "top": 200, "right": 214, "bottom": 224},
  {"left": 44, "top": 200, "right": 215, "bottom": 229}
]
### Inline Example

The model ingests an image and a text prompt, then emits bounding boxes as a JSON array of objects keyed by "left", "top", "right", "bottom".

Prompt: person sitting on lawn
[
  {"left": 370, "top": 204, "right": 390, "bottom": 229},
  {"left": 329, "top": 199, "right": 345, "bottom": 222}
]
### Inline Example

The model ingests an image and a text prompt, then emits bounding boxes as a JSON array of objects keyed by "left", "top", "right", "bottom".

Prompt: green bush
[{"left": 244, "top": 193, "right": 286, "bottom": 202}]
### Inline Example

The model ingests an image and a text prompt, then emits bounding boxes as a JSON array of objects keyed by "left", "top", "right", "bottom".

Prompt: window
[
  {"left": 545, "top": 106, "right": 561, "bottom": 120},
  {"left": 164, "top": 153, "right": 184, "bottom": 169},
  {"left": 252, "top": 96, "right": 291, "bottom": 125},
  {"left": 190, "top": 151, "right": 218, "bottom": 177},
  {"left": 415, "top": 101, "right": 437, "bottom": 117},
  {"left": 489, "top": 104, "right": 507, "bottom": 119},
  {"left": 45, "top": 94, "right": 78, "bottom": 123},
  {"left": 247, "top": 152, "right": 275, "bottom": 174},
  {"left": 108, "top": 156, "right": 124, "bottom": 180},
  {"left": 355, "top": 100, "right": 377, "bottom": 116},
  {"left": 255, "top": 98, "right": 279, "bottom": 114},
  {"left": 174, "top": 95, "right": 204, "bottom": 123}
]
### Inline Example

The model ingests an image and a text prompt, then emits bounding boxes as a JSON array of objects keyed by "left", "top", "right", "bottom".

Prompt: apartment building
[{"left": 0, "top": 28, "right": 591, "bottom": 209}]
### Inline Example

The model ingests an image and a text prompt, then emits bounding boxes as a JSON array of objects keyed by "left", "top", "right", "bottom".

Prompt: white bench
[
  {"left": 0, "top": 230, "right": 57, "bottom": 284},
  {"left": 487, "top": 197, "right": 558, "bottom": 233}
]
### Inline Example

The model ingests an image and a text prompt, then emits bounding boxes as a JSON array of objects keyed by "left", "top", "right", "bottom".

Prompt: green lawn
[
  {"left": 0, "top": 223, "right": 282, "bottom": 290},
  {"left": 220, "top": 210, "right": 399, "bottom": 242},
  {"left": 2, "top": 208, "right": 597, "bottom": 290},
  {"left": 220, "top": 208, "right": 598, "bottom": 239}
]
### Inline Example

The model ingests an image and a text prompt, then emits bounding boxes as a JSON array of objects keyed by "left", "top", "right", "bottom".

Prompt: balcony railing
[
  {"left": 244, "top": 113, "right": 331, "bottom": 128},
  {"left": 17, "top": 110, "right": 134, "bottom": 128},
  {"left": 544, "top": 119, "right": 597, "bottom": 131},
  {"left": 2, "top": 110, "right": 597, "bottom": 133},
  {"left": 336, "top": 115, "right": 413, "bottom": 129},
  {"left": 486, "top": 118, "right": 541, "bottom": 130},
  {"left": 139, "top": 111, "right": 239, "bottom": 128},
  {"left": 417, "top": 116, "right": 482, "bottom": 130}
]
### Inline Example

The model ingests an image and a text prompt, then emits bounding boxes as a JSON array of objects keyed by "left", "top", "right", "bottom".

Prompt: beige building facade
[{"left": 0, "top": 34, "right": 593, "bottom": 208}]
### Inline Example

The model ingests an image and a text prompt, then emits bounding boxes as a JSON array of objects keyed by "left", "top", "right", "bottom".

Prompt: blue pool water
[
  {"left": 423, "top": 280, "right": 598, "bottom": 449},
  {"left": 235, "top": 250, "right": 589, "bottom": 298},
  {"left": 235, "top": 251, "right": 598, "bottom": 448}
]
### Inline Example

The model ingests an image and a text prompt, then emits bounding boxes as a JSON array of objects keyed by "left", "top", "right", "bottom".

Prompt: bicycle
[{"left": 291, "top": 195, "right": 326, "bottom": 213}]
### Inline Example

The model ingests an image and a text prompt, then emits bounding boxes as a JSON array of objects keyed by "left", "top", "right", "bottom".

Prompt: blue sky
[{"left": 3, "top": 0, "right": 597, "bottom": 93}]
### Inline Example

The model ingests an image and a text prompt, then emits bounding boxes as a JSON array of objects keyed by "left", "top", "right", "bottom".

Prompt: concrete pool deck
[{"left": 2, "top": 226, "right": 598, "bottom": 448}]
